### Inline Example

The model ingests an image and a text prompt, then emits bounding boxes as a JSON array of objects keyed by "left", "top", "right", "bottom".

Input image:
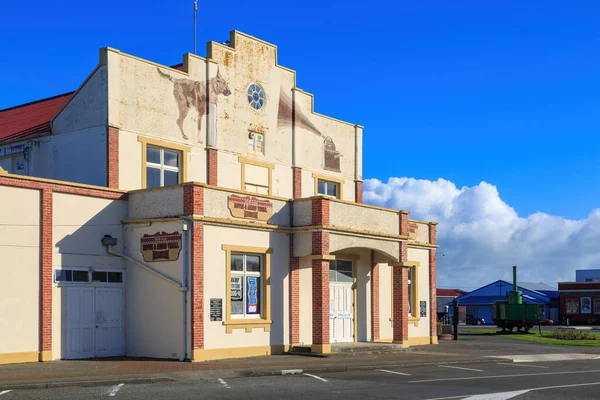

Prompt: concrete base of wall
[
  {"left": 192, "top": 345, "right": 289, "bottom": 362},
  {"left": 39, "top": 350, "right": 53, "bottom": 362},
  {"left": 0, "top": 351, "right": 40, "bottom": 365},
  {"left": 311, "top": 344, "right": 331, "bottom": 354}
]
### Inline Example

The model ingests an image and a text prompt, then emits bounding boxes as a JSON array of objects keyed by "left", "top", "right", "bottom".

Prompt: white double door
[{"left": 67, "top": 287, "right": 124, "bottom": 359}]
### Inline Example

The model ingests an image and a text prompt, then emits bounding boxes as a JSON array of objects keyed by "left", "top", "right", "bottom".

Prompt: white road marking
[
  {"left": 496, "top": 362, "right": 549, "bottom": 369},
  {"left": 108, "top": 383, "right": 124, "bottom": 397},
  {"left": 439, "top": 365, "right": 483, "bottom": 372},
  {"left": 409, "top": 368, "right": 600, "bottom": 384},
  {"left": 282, "top": 369, "right": 303, "bottom": 375},
  {"left": 422, "top": 381, "right": 600, "bottom": 400},
  {"left": 0, "top": 391, "right": 12, "bottom": 396},
  {"left": 304, "top": 373, "right": 328, "bottom": 382},
  {"left": 377, "top": 369, "right": 412, "bottom": 376},
  {"left": 218, "top": 378, "right": 231, "bottom": 389}
]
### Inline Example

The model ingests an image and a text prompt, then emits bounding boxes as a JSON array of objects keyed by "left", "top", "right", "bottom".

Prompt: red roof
[
  {"left": 437, "top": 288, "right": 468, "bottom": 297},
  {"left": 0, "top": 92, "right": 74, "bottom": 143}
]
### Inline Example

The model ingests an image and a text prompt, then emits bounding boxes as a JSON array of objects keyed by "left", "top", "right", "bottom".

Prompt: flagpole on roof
[{"left": 193, "top": 0, "right": 198, "bottom": 54}]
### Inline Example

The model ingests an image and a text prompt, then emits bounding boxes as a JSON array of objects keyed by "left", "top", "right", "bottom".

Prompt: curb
[
  {"left": 242, "top": 358, "right": 497, "bottom": 377},
  {"left": 0, "top": 376, "right": 175, "bottom": 391}
]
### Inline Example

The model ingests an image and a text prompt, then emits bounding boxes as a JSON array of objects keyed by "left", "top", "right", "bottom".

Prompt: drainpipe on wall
[{"left": 181, "top": 222, "right": 189, "bottom": 361}]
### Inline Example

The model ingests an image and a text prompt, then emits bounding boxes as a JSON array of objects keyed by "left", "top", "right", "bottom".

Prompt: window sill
[
  {"left": 223, "top": 319, "right": 273, "bottom": 333},
  {"left": 388, "top": 316, "right": 420, "bottom": 327}
]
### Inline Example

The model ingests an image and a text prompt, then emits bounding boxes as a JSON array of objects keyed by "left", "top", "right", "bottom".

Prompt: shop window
[
  {"left": 230, "top": 254, "right": 262, "bottom": 318},
  {"left": 594, "top": 299, "right": 600, "bottom": 315},
  {"left": 248, "top": 132, "right": 265, "bottom": 154},
  {"left": 222, "top": 245, "right": 272, "bottom": 333},
  {"left": 566, "top": 299, "right": 579, "bottom": 314},
  {"left": 146, "top": 146, "right": 181, "bottom": 188}
]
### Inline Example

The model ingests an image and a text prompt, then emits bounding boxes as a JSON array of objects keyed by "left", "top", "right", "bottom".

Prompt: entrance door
[
  {"left": 66, "top": 286, "right": 123, "bottom": 359},
  {"left": 329, "top": 260, "right": 354, "bottom": 343},
  {"left": 94, "top": 287, "right": 124, "bottom": 357}
]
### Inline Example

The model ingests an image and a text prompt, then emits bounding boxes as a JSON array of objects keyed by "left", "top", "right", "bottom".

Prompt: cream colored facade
[{"left": 0, "top": 30, "right": 438, "bottom": 365}]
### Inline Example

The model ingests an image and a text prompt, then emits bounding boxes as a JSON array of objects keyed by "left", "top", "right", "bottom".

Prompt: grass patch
[{"left": 461, "top": 329, "right": 600, "bottom": 346}]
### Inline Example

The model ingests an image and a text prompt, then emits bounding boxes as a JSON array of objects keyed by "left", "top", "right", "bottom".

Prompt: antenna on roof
[{"left": 193, "top": 0, "right": 198, "bottom": 54}]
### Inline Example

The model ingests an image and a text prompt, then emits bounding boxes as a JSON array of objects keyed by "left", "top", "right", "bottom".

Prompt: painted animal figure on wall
[{"left": 157, "top": 68, "right": 232, "bottom": 141}]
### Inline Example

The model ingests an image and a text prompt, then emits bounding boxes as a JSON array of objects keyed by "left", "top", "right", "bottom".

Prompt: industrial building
[{"left": 0, "top": 31, "right": 438, "bottom": 364}]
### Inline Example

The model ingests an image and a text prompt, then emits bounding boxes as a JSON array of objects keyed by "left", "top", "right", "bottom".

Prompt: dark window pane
[
  {"left": 92, "top": 271, "right": 107, "bottom": 282},
  {"left": 72, "top": 271, "right": 89, "bottom": 282},
  {"left": 336, "top": 260, "right": 353, "bottom": 272},
  {"left": 147, "top": 167, "right": 161, "bottom": 188},
  {"left": 147, "top": 147, "right": 161, "bottom": 164},
  {"left": 231, "top": 254, "right": 243, "bottom": 271},
  {"left": 246, "top": 277, "right": 260, "bottom": 315},
  {"left": 327, "top": 183, "right": 338, "bottom": 197},
  {"left": 246, "top": 255, "right": 260, "bottom": 272},
  {"left": 318, "top": 180, "right": 326, "bottom": 195},
  {"left": 164, "top": 170, "right": 179, "bottom": 186},
  {"left": 56, "top": 270, "right": 71, "bottom": 282},
  {"left": 164, "top": 150, "right": 179, "bottom": 167},
  {"left": 108, "top": 272, "right": 123, "bottom": 283}
]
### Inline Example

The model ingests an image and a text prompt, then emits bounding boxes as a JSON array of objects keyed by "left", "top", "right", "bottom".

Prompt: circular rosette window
[{"left": 247, "top": 83, "right": 265, "bottom": 110}]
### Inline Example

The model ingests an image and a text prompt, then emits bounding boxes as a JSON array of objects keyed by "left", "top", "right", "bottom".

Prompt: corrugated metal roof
[{"left": 0, "top": 92, "right": 74, "bottom": 143}]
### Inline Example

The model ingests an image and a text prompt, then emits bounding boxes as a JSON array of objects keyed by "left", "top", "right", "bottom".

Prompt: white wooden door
[
  {"left": 94, "top": 287, "right": 124, "bottom": 358},
  {"left": 66, "top": 287, "right": 95, "bottom": 359},
  {"left": 330, "top": 282, "right": 354, "bottom": 343}
]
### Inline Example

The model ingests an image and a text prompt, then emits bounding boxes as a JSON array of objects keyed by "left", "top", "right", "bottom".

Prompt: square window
[
  {"left": 317, "top": 179, "right": 340, "bottom": 199},
  {"left": 145, "top": 146, "right": 181, "bottom": 188},
  {"left": 108, "top": 272, "right": 123, "bottom": 283},
  {"left": 248, "top": 132, "right": 265, "bottom": 154}
]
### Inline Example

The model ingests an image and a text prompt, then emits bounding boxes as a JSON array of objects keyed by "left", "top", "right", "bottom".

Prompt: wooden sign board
[
  {"left": 227, "top": 194, "right": 273, "bottom": 221},
  {"left": 141, "top": 231, "right": 182, "bottom": 262}
]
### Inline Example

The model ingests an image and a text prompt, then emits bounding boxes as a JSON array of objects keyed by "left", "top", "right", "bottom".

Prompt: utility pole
[{"left": 193, "top": 0, "right": 198, "bottom": 54}]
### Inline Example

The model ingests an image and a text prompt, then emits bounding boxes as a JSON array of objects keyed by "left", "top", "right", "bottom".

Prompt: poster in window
[
  {"left": 231, "top": 276, "right": 243, "bottom": 300},
  {"left": 581, "top": 297, "right": 592, "bottom": 314},
  {"left": 247, "top": 277, "right": 260, "bottom": 314}
]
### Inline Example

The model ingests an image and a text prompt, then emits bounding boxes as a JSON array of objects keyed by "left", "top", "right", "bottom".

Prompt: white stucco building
[{"left": 0, "top": 30, "right": 439, "bottom": 364}]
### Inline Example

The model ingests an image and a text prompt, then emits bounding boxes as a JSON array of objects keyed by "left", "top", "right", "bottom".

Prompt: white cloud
[{"left": 363, "top": 177, "right": 600, "bottom": 290}]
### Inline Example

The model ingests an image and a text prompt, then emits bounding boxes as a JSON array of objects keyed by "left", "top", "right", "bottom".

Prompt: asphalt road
[{"left": 3, "top": 359, "right": 600, "bottom": 399}]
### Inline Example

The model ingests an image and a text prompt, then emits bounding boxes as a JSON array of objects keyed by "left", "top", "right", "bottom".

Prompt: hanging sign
[
  {"left": 408, "top": 223, "right": 419, "bottom": 240},
  {"left": 227, "top": 195, "right": 273, "bottom": 221},
  {"left": 140, "top": 231, "right": 182, "bottom": 262}
]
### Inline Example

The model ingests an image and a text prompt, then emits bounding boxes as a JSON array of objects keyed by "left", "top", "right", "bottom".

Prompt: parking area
[{"left": 3, "top": 358, "right": 600, "bottom": 399}]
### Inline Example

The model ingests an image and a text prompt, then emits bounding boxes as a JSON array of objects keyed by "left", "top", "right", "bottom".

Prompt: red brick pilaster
[
  {"left": 293, "top": 167, "right": 302, "bottom": 198},
  {"left": 40, "top": 189, "right": 53, "bottom": 361},
  {"left": 207, "top": 148, "right": 218, "bottom": 186},
  {"left": 399, "top": 212, "right": 409, "bottom": 237},
  {"left": 289, "top": 235, "right": 300, "bottom": 345},
  {"left": 392, "top": 264, "right": 408, "bottom": 344},
  {"left": 183, "top": 184, "right": 205, "bottom": 358},
  {"left": 371, "top": 250, "right": 380, "bottom": 341},
  {"left": 311, "top": 197, "right": 330, "bottom": 226},
  {"left": 312, "top": 259, "right": 330, "bottom": 351},
  {"left": 107, "top": 126, "right": 119, "bottom": 189},
  {"left": 355, "top": 181, "right": 363, "bottom": 204},
  {"left": 429, "top": 223, "right": 437, "bottom": 342}
]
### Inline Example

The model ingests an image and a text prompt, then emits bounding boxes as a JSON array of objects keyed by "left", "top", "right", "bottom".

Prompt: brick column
[
  {"left": 355, "top": 180, "right": 363, "bottom": 204},
  {"left": 399, "top": 212, "right": 409, "bottom": 237},
  {"left": 392, "top": 264, "right": 408, "bottom": 345},
  {"left": 40, "top": 189, "right": 53, "bottom": 361},
  {"left": 312, "top": 259, "right": 330, "bottom": 353},
  {"left": 289, "top": 233, "right": 300, "bottom": 346},
  {"left": 293, "top": 167, "right": 302, "bottom": 198},
  {"left": 207, "top": 148, "right": 218, "bottom": 186},
  {"left": 184, "top": 184, "right": 205, "bottom": 360},
  {"left": 107, "top": 126, "right": 119, "bottom": 189},
  {"left": 429, "top": 223, "right": 438, "bottom": 344},
  {"left": 371, "top": 250, "right": 380, "bottom": 341}
]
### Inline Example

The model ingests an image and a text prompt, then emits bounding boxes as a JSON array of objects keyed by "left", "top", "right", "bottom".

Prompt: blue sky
[{"left": 2, "top": 1, "right": 599, "bottom": 220}]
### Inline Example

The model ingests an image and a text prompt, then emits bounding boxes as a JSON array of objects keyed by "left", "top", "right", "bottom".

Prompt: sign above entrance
[
  {"left": 141, "top": 232, "right": 182, "bottom": 262},
  {"left": 227, "top": 194, "right": 273, "bottom": 221},
  {"left": 408, "top": 222, "right": 419, "bottom": 240}
]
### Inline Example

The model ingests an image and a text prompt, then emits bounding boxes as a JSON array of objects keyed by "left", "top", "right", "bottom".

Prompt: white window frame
[
  {"left": 248, "top": 132, "right": 265, "bottom": 155},
  {"left": 318, "top": 179, "right": 340, "bottom": 199},
  {"left": 230, "top": 253, "right": 263, "bottom": 320},
  {"left": 146, "top": 146, "right": 181, "bottom": 188}
]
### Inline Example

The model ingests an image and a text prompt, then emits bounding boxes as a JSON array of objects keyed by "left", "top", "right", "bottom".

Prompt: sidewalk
[{"left": 2, "top": 336, "right": 598, "bottom": 390}]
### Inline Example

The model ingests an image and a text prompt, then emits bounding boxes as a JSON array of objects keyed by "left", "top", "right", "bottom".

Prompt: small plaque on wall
[
  {"left": 210, "top": 298, "right": 223, "bottom": 321},
  {"left": 420, "top": 301, "right": 427, "bottom": 317}
]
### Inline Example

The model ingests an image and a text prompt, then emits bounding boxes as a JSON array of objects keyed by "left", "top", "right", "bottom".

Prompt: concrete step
[{"left": 331, "top": 343, "right": 405, "bottom": 354}]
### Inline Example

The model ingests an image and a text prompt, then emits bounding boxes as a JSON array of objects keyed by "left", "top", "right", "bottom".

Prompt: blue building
[{"left": 448, "top": 281, "right": 558, "bottom": 325}]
